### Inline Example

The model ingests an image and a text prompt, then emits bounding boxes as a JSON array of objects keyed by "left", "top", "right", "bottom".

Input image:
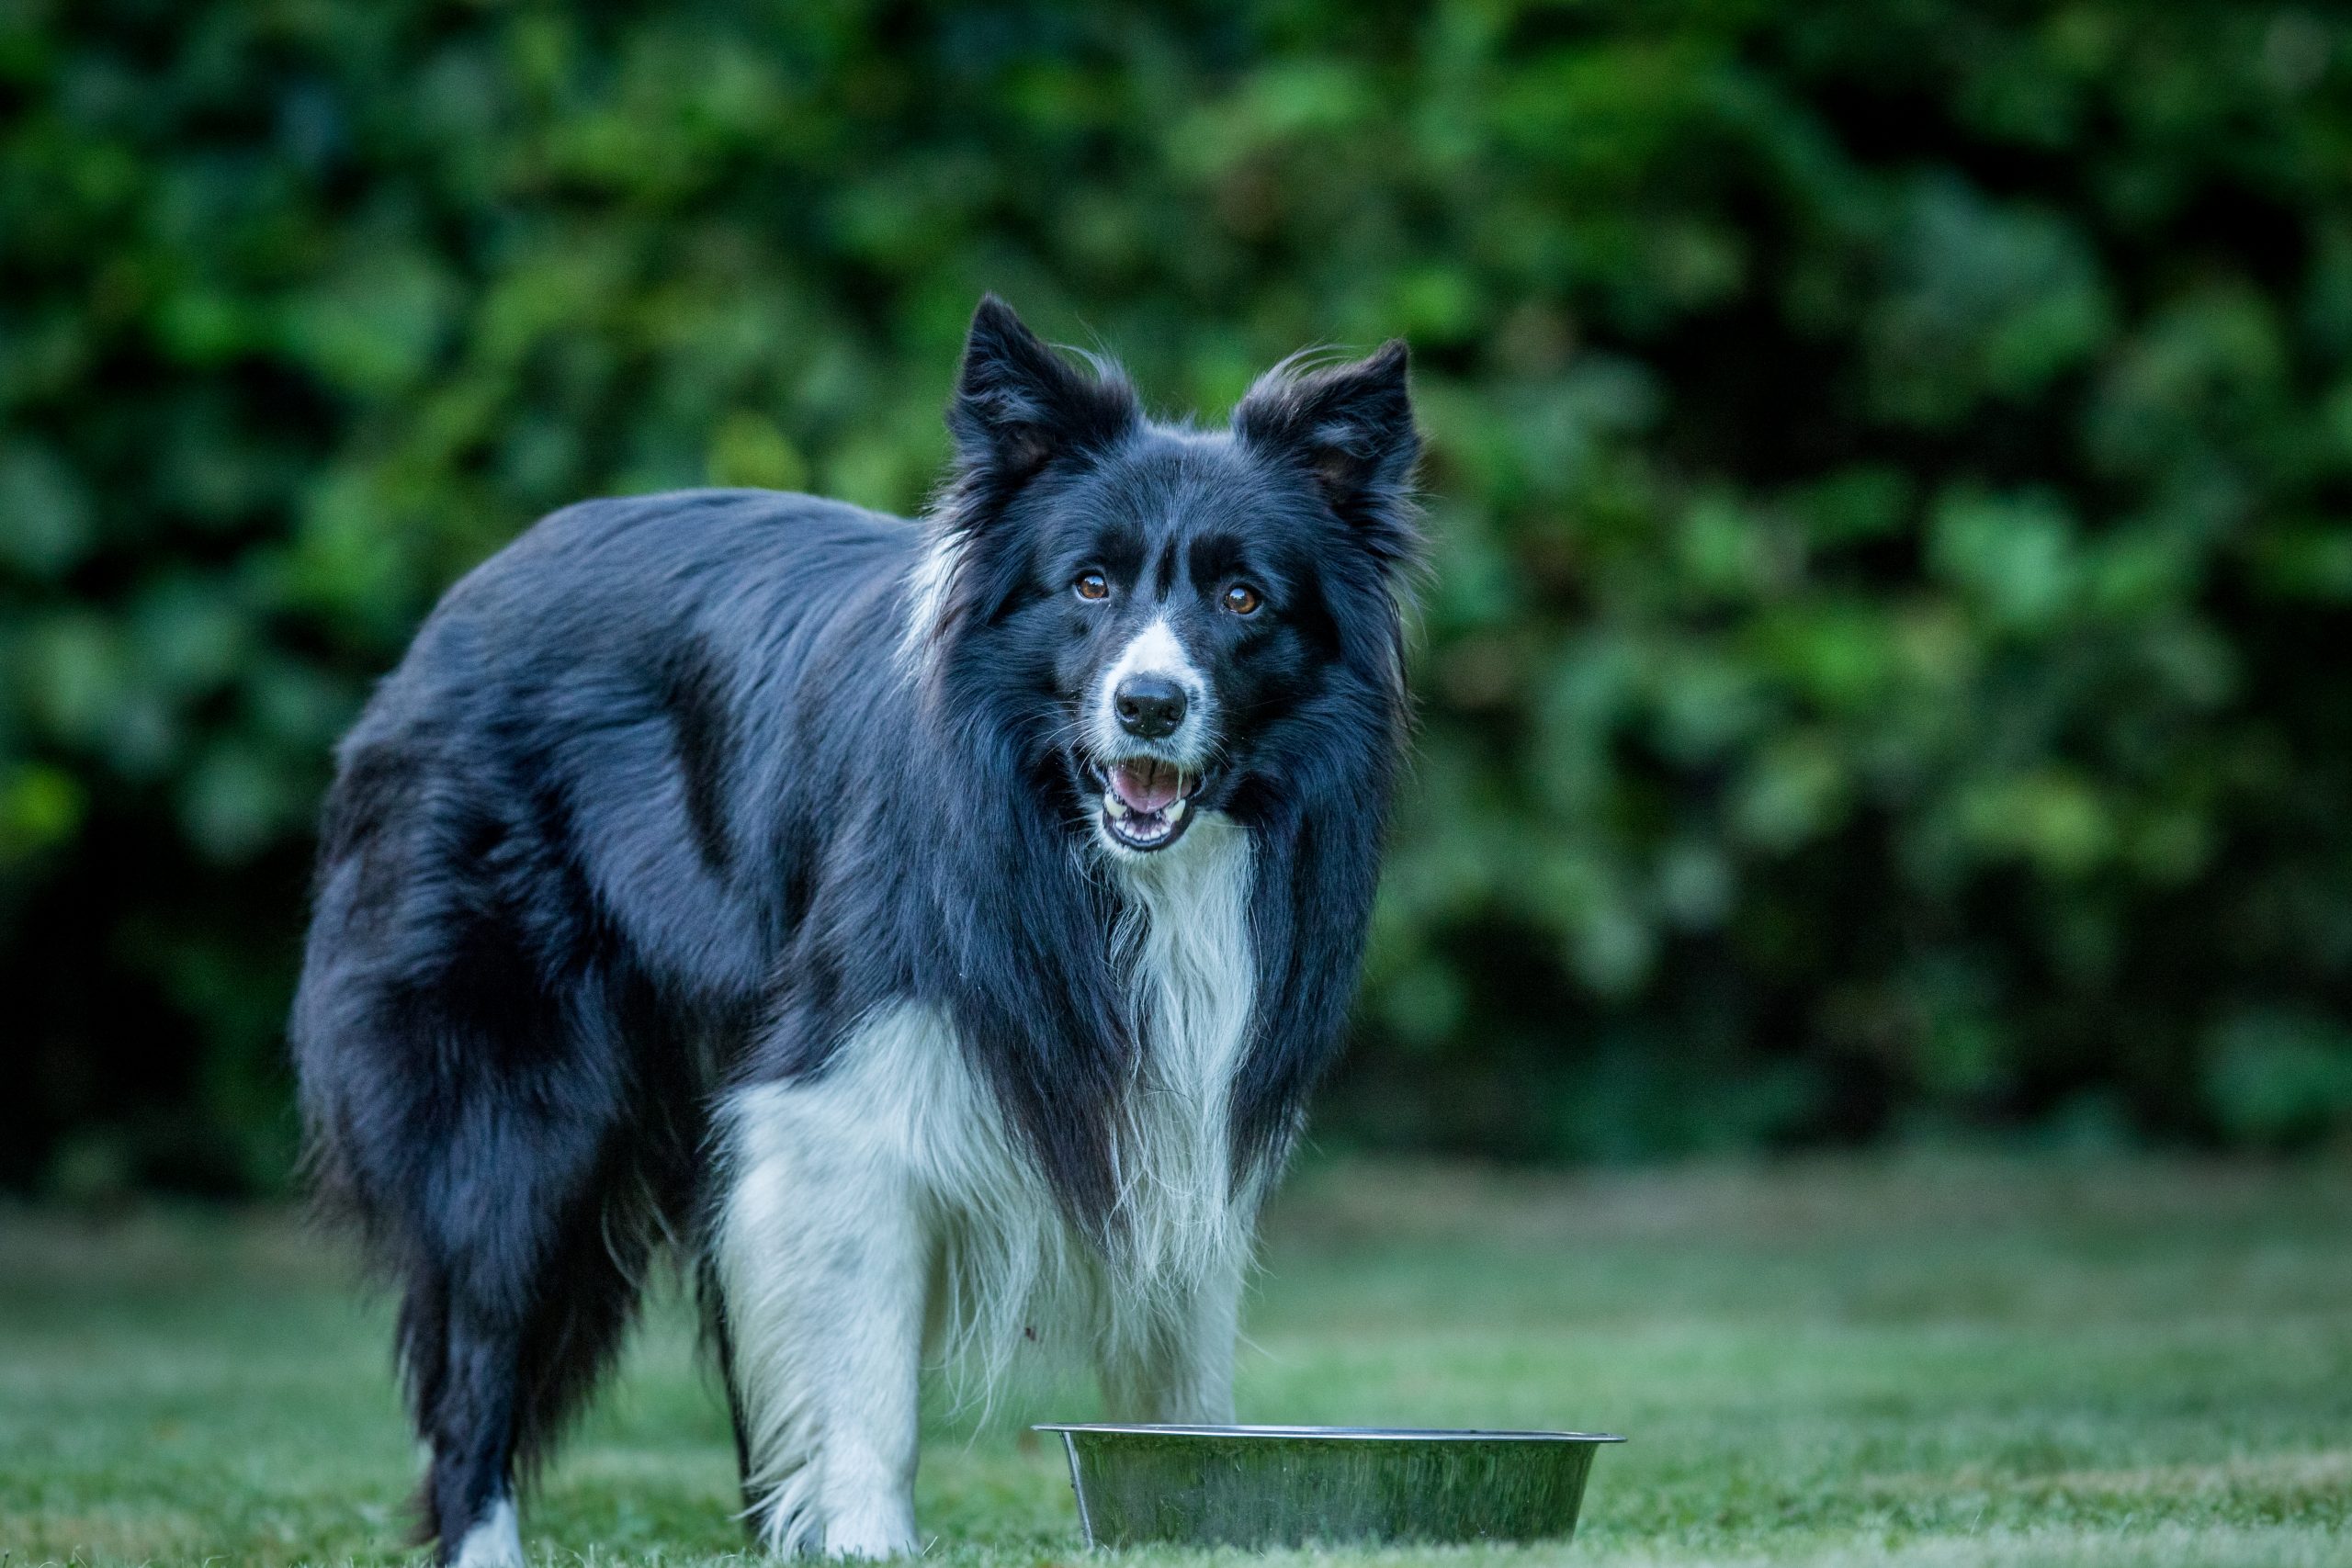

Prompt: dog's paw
[
  {"left": 822, "top": 1506, "right": 920, "bottom": 1560},
  {"left": 450, "top": 1499, "right": 526, "bottom": 1567}
]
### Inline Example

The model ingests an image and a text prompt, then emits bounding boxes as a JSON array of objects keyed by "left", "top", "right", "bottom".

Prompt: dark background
[{"left": 6, "top": 1, "right": 2351, "bottom": 1198}]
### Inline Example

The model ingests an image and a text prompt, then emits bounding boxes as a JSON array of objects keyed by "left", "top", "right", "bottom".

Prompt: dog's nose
[{"left": 1114, "top": 675, "right": 1188, "bottom": 739}]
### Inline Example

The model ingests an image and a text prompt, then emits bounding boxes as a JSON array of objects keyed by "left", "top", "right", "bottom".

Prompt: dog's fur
[{"left": 291, "top": 298, "right": 1419, "bottom": 1563}]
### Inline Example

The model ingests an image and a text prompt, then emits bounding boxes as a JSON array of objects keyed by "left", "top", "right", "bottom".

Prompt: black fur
[{"left": 291, "top": 297, "right": 1419, "bottom": 1559}]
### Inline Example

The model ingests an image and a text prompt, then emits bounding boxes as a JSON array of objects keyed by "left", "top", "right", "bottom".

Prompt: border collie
[{"left": 291, "top": 298, "right": 1419, "bottom": 1564}]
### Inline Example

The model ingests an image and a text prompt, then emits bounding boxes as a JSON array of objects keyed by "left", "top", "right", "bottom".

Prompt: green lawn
[{"left": 3, "top": 1154, "right": 2348, "bottom": 1567}]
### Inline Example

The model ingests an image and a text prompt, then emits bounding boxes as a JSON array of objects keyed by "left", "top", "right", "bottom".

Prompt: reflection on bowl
[{"left": 1035, "top": 1423, "right": 1626, "bottom": 1549}]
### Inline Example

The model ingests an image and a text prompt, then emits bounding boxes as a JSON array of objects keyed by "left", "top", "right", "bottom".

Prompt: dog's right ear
[{"left": 946, "top": 296, "right": 1138, "bottom": 486}]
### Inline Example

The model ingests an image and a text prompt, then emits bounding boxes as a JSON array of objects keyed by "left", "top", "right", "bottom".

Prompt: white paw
[
  {"left": 451, "top": 1497, "right": 526, "bottom": 1568},
  {"left": 823, "top": 1504, "right": 919, "bottom": 1559}
]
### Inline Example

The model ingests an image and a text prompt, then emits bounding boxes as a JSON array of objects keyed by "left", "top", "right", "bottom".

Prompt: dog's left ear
[
  {"left": 1233, "top": 341, "right": 1419, "bottom": 566},
  {"left": 947, "top": 295, "right": 1139, "bottom": 488}
]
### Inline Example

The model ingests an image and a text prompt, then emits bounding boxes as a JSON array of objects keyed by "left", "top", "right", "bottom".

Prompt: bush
[{"left": 5, "top": 0, "right": 2351, "bottom": 1190}]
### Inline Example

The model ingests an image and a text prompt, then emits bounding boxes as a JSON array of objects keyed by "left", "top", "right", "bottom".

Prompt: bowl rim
[{"left": 1035, "top": 1422, "right": 1625, "bottom": 1443}]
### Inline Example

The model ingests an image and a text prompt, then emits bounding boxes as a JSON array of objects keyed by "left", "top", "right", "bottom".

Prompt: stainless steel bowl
[{"left": 1035, "top": 1424, "right": 1626, "bottom": 1549}]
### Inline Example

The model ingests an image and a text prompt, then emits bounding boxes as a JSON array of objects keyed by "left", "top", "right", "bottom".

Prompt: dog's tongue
[{"left": 1112, "top": 759, "right": 1184, "bottom": 814}]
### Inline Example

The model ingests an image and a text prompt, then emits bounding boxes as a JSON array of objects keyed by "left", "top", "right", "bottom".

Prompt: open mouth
[{"left": 1091, "top": 757, "right": 1205, "bottom": 852}]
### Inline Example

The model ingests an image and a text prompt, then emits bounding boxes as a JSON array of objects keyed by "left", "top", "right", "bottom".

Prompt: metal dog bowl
[{"left": 1035, "top": 1423, "right": 1625, "bottom": 1549}]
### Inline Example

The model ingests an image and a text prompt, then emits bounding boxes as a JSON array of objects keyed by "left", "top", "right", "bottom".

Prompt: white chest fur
[
  {"left": 925, "top": 808, "right": 1260, "bottom": 1378},
  {"left": 1103, "top": 811, "right": 1259, "bottom": 1289}
]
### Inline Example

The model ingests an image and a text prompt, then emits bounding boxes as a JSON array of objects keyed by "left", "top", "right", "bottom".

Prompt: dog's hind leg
[
  {"left": 399, "top": 1038, "right": 663, "bottom": 1566},
  {"left": 713, "top": 1064, "right": 933, "bottom": 1558},
  {"left": 407, "top": 1126, "right": 659, "bottom": 1564},
  {"left": 418, "top": 1275, "right": 529, "bottom": 1568}
]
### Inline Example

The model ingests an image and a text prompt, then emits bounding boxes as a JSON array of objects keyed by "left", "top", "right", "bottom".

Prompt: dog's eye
[
  {"left": 1073, "top": 570, "right": 1109, "bottom": 601},
  {"left": 1222, "top": 583, "right": 1261, "bottom": 615}
]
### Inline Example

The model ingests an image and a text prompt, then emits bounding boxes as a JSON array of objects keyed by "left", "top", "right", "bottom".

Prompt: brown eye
[
  {"left": 1222, "top": 583, "right": 1261, "bottom": 615},
  {"left": 1074, "top": 570, "right": 1109, "bottom": 601}
]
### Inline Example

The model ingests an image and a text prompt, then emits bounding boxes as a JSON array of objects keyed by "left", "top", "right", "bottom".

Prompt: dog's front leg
[
  {"left": 1100, "top": 1257, "right": 1243, "bottom": 1425},
  {"left": 717, "top": 1081, "right": 928, "bottom": 1558}
]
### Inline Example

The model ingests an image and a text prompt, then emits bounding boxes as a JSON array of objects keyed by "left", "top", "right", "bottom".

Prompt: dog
[{"left": 290, "top": 296, "right": 1420, "bottom": 1564}]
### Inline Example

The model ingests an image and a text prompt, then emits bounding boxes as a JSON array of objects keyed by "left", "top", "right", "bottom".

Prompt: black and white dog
[{"left": 291, "top": 298, "right": 1419, "bottom": 1564}]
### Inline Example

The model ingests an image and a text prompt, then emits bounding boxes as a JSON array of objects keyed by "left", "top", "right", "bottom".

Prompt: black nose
[{"left": 1114, "top": 675, "right": 1189, "bottom": 739}]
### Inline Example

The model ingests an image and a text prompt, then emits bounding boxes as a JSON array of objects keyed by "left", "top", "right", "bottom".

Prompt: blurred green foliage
[{"left": 6, "top": 0, "right": 2352, "bottom": 1192}]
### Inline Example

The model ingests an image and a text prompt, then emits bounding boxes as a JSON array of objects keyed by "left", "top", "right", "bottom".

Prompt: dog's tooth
[
  {"left": 1166, "top": 798, "right": 1186, "bottom": 821},
  {"left": 1106, "top": 795, "right": 1129, "bottom": 818}
]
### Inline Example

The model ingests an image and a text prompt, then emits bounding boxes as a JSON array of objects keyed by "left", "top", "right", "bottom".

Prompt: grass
[{"left": 3, "top": 1152, "right": 2348, "bottom": 1567}]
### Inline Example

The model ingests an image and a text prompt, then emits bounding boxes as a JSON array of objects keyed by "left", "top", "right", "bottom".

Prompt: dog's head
[{"left": 910, "top": 297, "right": 1420, "bottom": 859}]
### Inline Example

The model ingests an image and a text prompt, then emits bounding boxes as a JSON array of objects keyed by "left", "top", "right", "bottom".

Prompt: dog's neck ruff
[
  {"left": 936, "top": 808, "right": 1259, "bottom": 1376},
  {"left": 896, "top": 527, "right": 967, "bottom": 679}
]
